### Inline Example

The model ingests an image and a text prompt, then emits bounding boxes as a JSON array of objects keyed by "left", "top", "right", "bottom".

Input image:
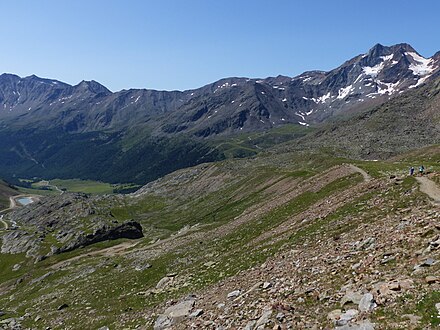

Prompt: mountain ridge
[{"left": 1, "top": 42, "right": 438, "bottom": 135}]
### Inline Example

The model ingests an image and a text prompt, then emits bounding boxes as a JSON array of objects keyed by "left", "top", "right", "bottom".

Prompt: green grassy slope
[
  {"left": 0, "top": 150, "right": 439, "bottom": 329},
  {"left": 0, "top": 128, "right": 225, "bottom": 185},
  {"left": 0, "top": 179, "right": 18, "bottom": 210}
]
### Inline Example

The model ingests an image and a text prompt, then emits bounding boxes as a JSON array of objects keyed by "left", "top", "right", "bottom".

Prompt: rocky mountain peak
[
  {"left": 25, "top": 74, "right": 39, "bottom": 80},
  {"left": 0, "top": 73, "right": 20, "bottom": 82},
  {"left": 367, "top": 43, "right": 388, "bottom": 58},
  {"left": 368, "top": 43, "right": 416, "bottom": 58},
  {"left": 390, "top": 42, "right": 417, "bottom": 53},
  {"left": 75, "top": 80, "right": 111, "bottom": 95},
  {"left": 21, "top": 74, "right": 69, "bottom": 88}
]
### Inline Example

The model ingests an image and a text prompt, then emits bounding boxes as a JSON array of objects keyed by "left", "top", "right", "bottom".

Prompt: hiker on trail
[
  {"left": 410, "top": 167, "right": 415, "bottom": 176},
  {"left": 419, "top": 165, "right": 425, "bottom": 176}
]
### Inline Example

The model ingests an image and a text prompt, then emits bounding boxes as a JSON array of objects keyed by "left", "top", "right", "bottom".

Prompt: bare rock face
[
  {"left": 358, "top": 293, "right": 376, "bottom": 312},
  {"left": 336, "top": 320, "right": 375, "bottom": 330},
  {"left": 1, "top": 230, "right": 39, "bottom": 257},
  {"left": 57, "top": 220, "right": 143, "bottom": 254}
]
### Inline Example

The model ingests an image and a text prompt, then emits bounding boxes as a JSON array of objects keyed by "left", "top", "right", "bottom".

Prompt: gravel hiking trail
[
  {"left": 50, "top": 241, "right": 140, "bottom": 270},
  {"left": 415, "top": 176, "right": 440, "bottom": 203},
  {"left": 0, "top": 215, "right": 8, "bottom": 230},
  {"left": 348, "top": 164, "right": 371, "bottom": 181}
]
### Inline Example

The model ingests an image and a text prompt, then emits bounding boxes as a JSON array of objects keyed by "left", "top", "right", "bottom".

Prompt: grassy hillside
[
  {"left": 210, "top": 124, "right": 313, "bottom": 158},
  {"left": 0, "top": 150, "right": 439, "bottom": 329},
  {"left": 0, "top": 179, "right": 18, "bottom": 210},
  {"left": 0, "top": 128, "right": 225, "bottom": 185},
  {"left": 0, "top": 122, "right": 314, "bottom": 187}
]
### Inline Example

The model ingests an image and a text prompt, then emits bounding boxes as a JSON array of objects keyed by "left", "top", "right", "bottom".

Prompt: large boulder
[
  {"left": 57, "top": 220, "right": 143, "bottom": 253},
  {"left": 154, "top": 298, "right": 195, "bottom": 330}
]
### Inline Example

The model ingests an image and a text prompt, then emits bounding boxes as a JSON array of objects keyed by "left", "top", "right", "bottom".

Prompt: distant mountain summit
[
  {"left": 74, "top": 80, "right": 111, "bottom": 96},
  {"left": 282, "top": 43, "right": 439, "bottom": 122}
]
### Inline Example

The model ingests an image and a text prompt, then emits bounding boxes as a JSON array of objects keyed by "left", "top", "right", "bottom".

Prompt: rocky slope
[
  {"left": 0, "top": 150, "right": 439, "bottom": 329},
  {"left": 1, "top": 193, "right": 143, "bottom": 260},
  {"left": 294, "top": 75, "right": 440, "bottom": 160}
]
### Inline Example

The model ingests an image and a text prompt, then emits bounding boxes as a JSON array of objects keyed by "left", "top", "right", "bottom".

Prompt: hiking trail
[
  {"left": 415, "top": 176, "right": 440, "bottom": 203},
  {"left": 347, "top": 164, "right": 371, "bottom": 181}
]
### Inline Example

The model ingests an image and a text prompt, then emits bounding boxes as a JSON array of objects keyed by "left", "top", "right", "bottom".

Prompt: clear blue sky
[{"left": 0, "top": 0, "right": 439, "bottom": 91}]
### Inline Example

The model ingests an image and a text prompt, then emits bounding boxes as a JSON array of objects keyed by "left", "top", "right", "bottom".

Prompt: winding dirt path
[
  {"left": 0, "top": 195, "right": 40, "bottom": 231},
  {"left": 415, "top": 176, "right": 440, "bottom": 203},
  {"left": 49, "top": 241, "right": 140, "bottom": 270},
  {"left": 348, "top": 164, "right": 371, "bottom": 181},
  {"left": 0, "top": 215, "right": 8, "bottom": 229},
  {"left": 9, "top": 196, "right": 16, "bottom": 208},
  {"left": 0, "top": 197, "right": 16, "bottom": 216}
]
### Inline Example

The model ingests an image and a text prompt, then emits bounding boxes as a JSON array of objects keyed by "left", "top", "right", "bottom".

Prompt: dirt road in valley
[{"left": 9, "top": 196, "right": 16, "bottom": 208}]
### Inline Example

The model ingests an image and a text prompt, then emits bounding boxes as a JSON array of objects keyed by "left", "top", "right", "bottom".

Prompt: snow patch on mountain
[
  {"left": 406, "top": 52, "right": 435, "bottom": 76},
  {"left": 377, "top": 81, "right": 400, "bottom": 95},
  {"left": 354, "top": 74, "right": 364, "bottom": 84},
  {"left": 304, "top": 92, "right": 332, "bottom": 104},
  {"left": 410, "top": 75, "right": 432, "bottom": 89},
  {"left": 295, "top": 112, "right": 305, "bottom": 121},
  {"left": 213, "top": 82, "right": 233, "bottom": 93},
  {"left": 363, "top": 62, "right": 385, "bottom": 77},
  {"left": 380, "top": 54, "right": 394, "bottom": 62},
  {"left": 313, "top": 92, "right": 331, "bottom": 104},
  {"left": 337, "top": 85, "right": 354, "bottom": 100}
]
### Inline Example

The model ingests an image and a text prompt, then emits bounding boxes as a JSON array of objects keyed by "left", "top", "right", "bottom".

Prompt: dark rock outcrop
[{"left": 58, "top": 220, "right": 143, "bottom": 253}]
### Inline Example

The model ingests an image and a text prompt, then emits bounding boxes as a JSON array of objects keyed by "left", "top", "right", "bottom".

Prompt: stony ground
[
  {"left": 146, "top": 174, "right": 440, "bottom": 330},
  {"left": 0, "top": 155, "right": 439, "bottom": 330}
]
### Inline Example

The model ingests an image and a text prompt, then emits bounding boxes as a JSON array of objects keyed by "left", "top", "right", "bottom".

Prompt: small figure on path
[
  {"left": 419, "top": 165, "right": 425, "bottom": 176},
  {"left": 410, "top": 167, "right": 415, "bottom": 176}
]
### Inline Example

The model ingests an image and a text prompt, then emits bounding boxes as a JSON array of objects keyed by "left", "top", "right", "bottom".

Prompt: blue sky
[{"left": 0, "top": 0, "right": 439, "bottom": 91}]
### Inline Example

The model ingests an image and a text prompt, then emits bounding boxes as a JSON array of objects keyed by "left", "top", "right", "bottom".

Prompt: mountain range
[{"left": 0, "top": 43, "right": 439, "bottom": 183}]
